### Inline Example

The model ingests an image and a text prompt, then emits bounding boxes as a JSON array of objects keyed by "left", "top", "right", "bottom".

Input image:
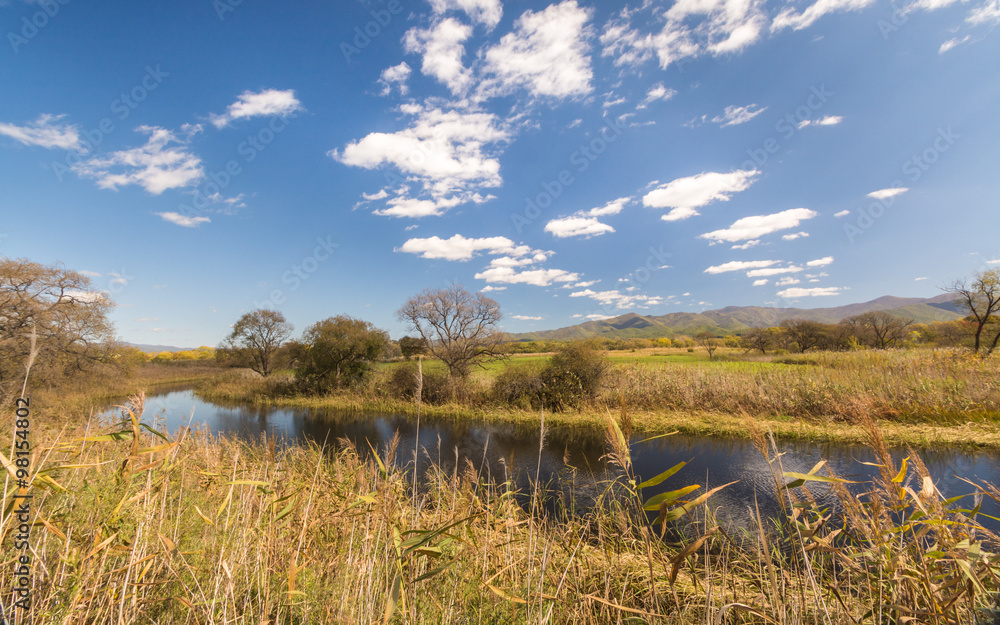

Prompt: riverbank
[{"left": 195, "top": 375, "right": 1000, "bottom": 451}]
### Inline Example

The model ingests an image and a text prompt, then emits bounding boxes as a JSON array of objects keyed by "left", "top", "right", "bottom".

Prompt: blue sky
[{"left": 1, "top": 0, "right": 998, "bottom": 346}]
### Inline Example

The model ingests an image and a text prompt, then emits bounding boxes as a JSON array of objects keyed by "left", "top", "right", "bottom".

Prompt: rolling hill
[{"left": 510, "top": 294, "right": 965, "bottom": 341}]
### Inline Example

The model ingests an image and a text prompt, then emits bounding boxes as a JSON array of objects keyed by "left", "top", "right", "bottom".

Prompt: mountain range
[{"left": 509, "top": 294, "right": 965, "bottom": 342}]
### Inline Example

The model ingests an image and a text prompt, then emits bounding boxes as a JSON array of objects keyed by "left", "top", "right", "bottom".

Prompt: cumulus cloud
[
  {"left": 700, "top": 208, "right": 818, "bottom": 243},
  {"left": 806, "top": 256, "right": 834, "bottom": 266},
  {"left": 475, "top": 266, "right": 580, "bottom": 286},
  {"left": 867, "top": 187, "right": 908, "bottom": 200},
  {"left": 777, "top": 287, "right": 841, "bottom": 297},
  {"left": 732, "top": 240, "right": 762, "bottom": 250},
  {"left": 210, "top": 89, "right": 303, "bottom": 128},
  {"left": 404, "top": 19, "right": 474, "bottom": 94},
  {"left": 544, "top": 197, "right": 632, "bottom": 239},
  {"left": 545, "top": 216, "right": 615, "bottom": 239},
  {"left": 396, "top": 234, "right": 523, "bottom": 260},
  {"left": 331, "top": 104, "right": 509, "bottom": 217},
  {"left": 644, "top": 169, "right": 758, "bottom": 221},
  {"left": 746, "top": 265, "right": 804, "bottom": 277},
  {"left": 782, "top": 231, "right": 809, "bottom": 240},
  {"left": 156, "top": 212, "right": 210, "bottom": 227},
  {"left": 0, "top": 114, "right": 82, "bottom": 151},
  {"left": 479, "top": 0, "right": 593, "bottom": 99},
  {"left": 775, "top": 277, "right": 801, "bottom": 286},
  {"left": 704, "top": 260, "right": 779, "bottom": 274},
  {"left": 712, "top": 104, "right": 767, "bottom": 127},
  {"left": 600, "top": 0, "right": 767, "bottom": 70},
  {"left": 378, "top": 63, "right": 412, "bottom": 95},
  {"left": 428, "top": 0, "right": 502, "bottom": 28},
  {"left": 834, "top": 210, "right": 850, "bottom": 218},
  {"left": 73, "top": 125, "right": 204, "bottom": 194},
  {"left": 480, "top": 285, "right": 506, "bottom": 291},
  {"left": 752, "top": 279, "right": 769, "bottom": 286},
  {"left": 569, "top": 288, "right": 664, "bottom": 309}
]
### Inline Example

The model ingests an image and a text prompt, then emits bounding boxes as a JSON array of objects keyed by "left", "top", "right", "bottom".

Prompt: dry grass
[{"left": 2, "top": 394, "right": 999, "bottom": 623}]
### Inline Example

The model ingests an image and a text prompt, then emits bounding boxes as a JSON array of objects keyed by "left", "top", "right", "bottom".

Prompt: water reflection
[{"left": 126, "top": 388, "right": 1000, "bottom": 531}]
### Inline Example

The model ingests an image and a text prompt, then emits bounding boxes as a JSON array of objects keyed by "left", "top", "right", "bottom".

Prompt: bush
[
  {"left": 384, "top": 363, "right": 454, "bottom": 404},
  {"left": 539, "top": 341, "right": 609, "bottom": 411},
  {"left": 491, "top": 365, "right": 544, "bottom": 409}
]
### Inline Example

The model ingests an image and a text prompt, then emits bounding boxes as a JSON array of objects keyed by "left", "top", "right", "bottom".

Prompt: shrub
[
  {"left": 491, "top": 365, "right": 544, "bottom": 409},
  {"left": 385, "top": 363, "right": 454, "bottom": 404},
  {"left": 539, "top": 341, "right": 609, "bottom": 411}
]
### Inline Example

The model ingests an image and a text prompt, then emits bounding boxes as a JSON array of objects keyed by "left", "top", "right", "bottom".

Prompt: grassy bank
[
  {"left": 195, "top": 348, "right": 1000, "bottom": 449},
  {"left": 3, "top": 393, "right": 999, "bottom": 623}
]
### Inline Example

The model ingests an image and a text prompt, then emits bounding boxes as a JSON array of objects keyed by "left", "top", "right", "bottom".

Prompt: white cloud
[
  {"left": 396, "top": 234, "right": 522, "bottom": 260},
  {"left": 210, "top": 89, "right": 303, "bottom": 128},
  {"left": 378, "top": 63, "right": 412, "bottom": 95},
  {"left": 644, "top": 169, "right": 758, "bottom": 221},
  {"left": 700, "top": 208, "right": 818, "bottom": 243},
  {"left": 331, "top": 104, "right": 509, "bottom": 217},
  {"left": 915, "top": 276, "right": 929, "bottom": 281},
  {"left": 732, "top": 240, "right": 762, "bottom": 250},
  {"left": 0, "top": 114, "right": 82, "bottom": 151},
  {"left": 704, "top": 260, "right": 779, "bottom": 274},
  {"left": 797, "top": 115, "right": 843, "bottom": 128},
  {"left": 777, "top": 287, "right": 841, "bottom": 297},
  {"left": 156, "top": 212, "right": 210, "bottom": 227},
  {"left": 986, "top": 259, "right": 1000, "bottom": 265},
  {"left": 480, "top": 0, "right": 593, "bottom": 99},
  {"left": 746, "top": 265, "right": 804, "bottom": 277},
  {"left": 404, "top": 19, "right": 474, "bottom": 94},
  {"left": 569, "top": 288, "right": 664, "bottom": 309},
  {"left": 782, "top": 231, "right": 809, "bottom": 240},
  {"left": 512, "top": 315, "right": 543, "bottom": 320},
  {"left": 428, "top": 0, "right": 503, "bottom": 28},
  {"left": 637, "top": 83, "right": 676, "bottom": 109},
  {"left": 806, "top": 256, "right": 834, "bottom": 267},
  {"left": 834, "top": 210, "right": 850, "bottom": 218},
  {"left": 585, "top": 314, "right": 615, "bottom": 320},
  {"left": 587, "top": 197, "right": 631, "bottom": 217},
  {"left": 772, "top": 0, "right": 877, "bottom": 32},
  {"left": 600, "top": 0, "right": 766, "bottom": 70},
  {"left": 712, "top": 104, "right": 767, "bottom": 127},
  {"left": 480, "top": 285, "right": 506, "bottom": 292},
  {"left": 545, "top": 216, "right": 615, "bottom": 239},
  {"left": 938, "top": 35, "right": 970, "bottom": 54},
  {"left": 603, "top": 96, "right": 626, "bottom": 108},
  {"left": 867, "top": 187, "right": 908, "bottom": 200},
  {"left": 73, "top": 125, "right": 204, "bottom": 194},
  {"left": 967, "top": 0, "right": 1000, "bottom": 24},
  {"left": 775, "top": 277, "right": 801, "bottom": 286},
  {"left": 752, "top": 279, "right": 769, "bottom": 286},
  {"left": 475, "top": 266, "right": 580, "bottom": 286}
]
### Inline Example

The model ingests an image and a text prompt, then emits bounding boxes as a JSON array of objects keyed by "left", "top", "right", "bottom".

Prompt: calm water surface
[{"left": 113, "top": 387, "right": 1000, "bottom": 530}]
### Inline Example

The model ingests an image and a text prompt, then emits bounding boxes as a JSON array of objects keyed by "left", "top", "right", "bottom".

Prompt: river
[{"left": 111, "top": 386, "right": 1000, "bottom": 532}]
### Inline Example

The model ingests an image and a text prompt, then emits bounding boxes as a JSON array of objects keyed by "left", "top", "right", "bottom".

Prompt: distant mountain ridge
[
  {"left": 510, "top": 294, "right": 965, "bottom": 341},
  {"left": 129, "top": 343, "right": 202, "bottom": 353}
]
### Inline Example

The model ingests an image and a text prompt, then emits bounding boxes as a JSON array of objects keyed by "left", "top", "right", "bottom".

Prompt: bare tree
[
  {"left": 396, "top": 284, "right": 505, "bottom": 380},
  {"left": 0, "top": 257, "right": 117, "bottom": 397},
  {"left": 218, "top": 309, "right": 292, "bottom": 377},
  {"left": 696, "top": 332, "right": 722, "bottom": 360},
  {"left": 842, "top": 311, "right": 913, "bottom": 349},
  {"left": 945, "top": 269, "right": 1000, "bottom": 355}
]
